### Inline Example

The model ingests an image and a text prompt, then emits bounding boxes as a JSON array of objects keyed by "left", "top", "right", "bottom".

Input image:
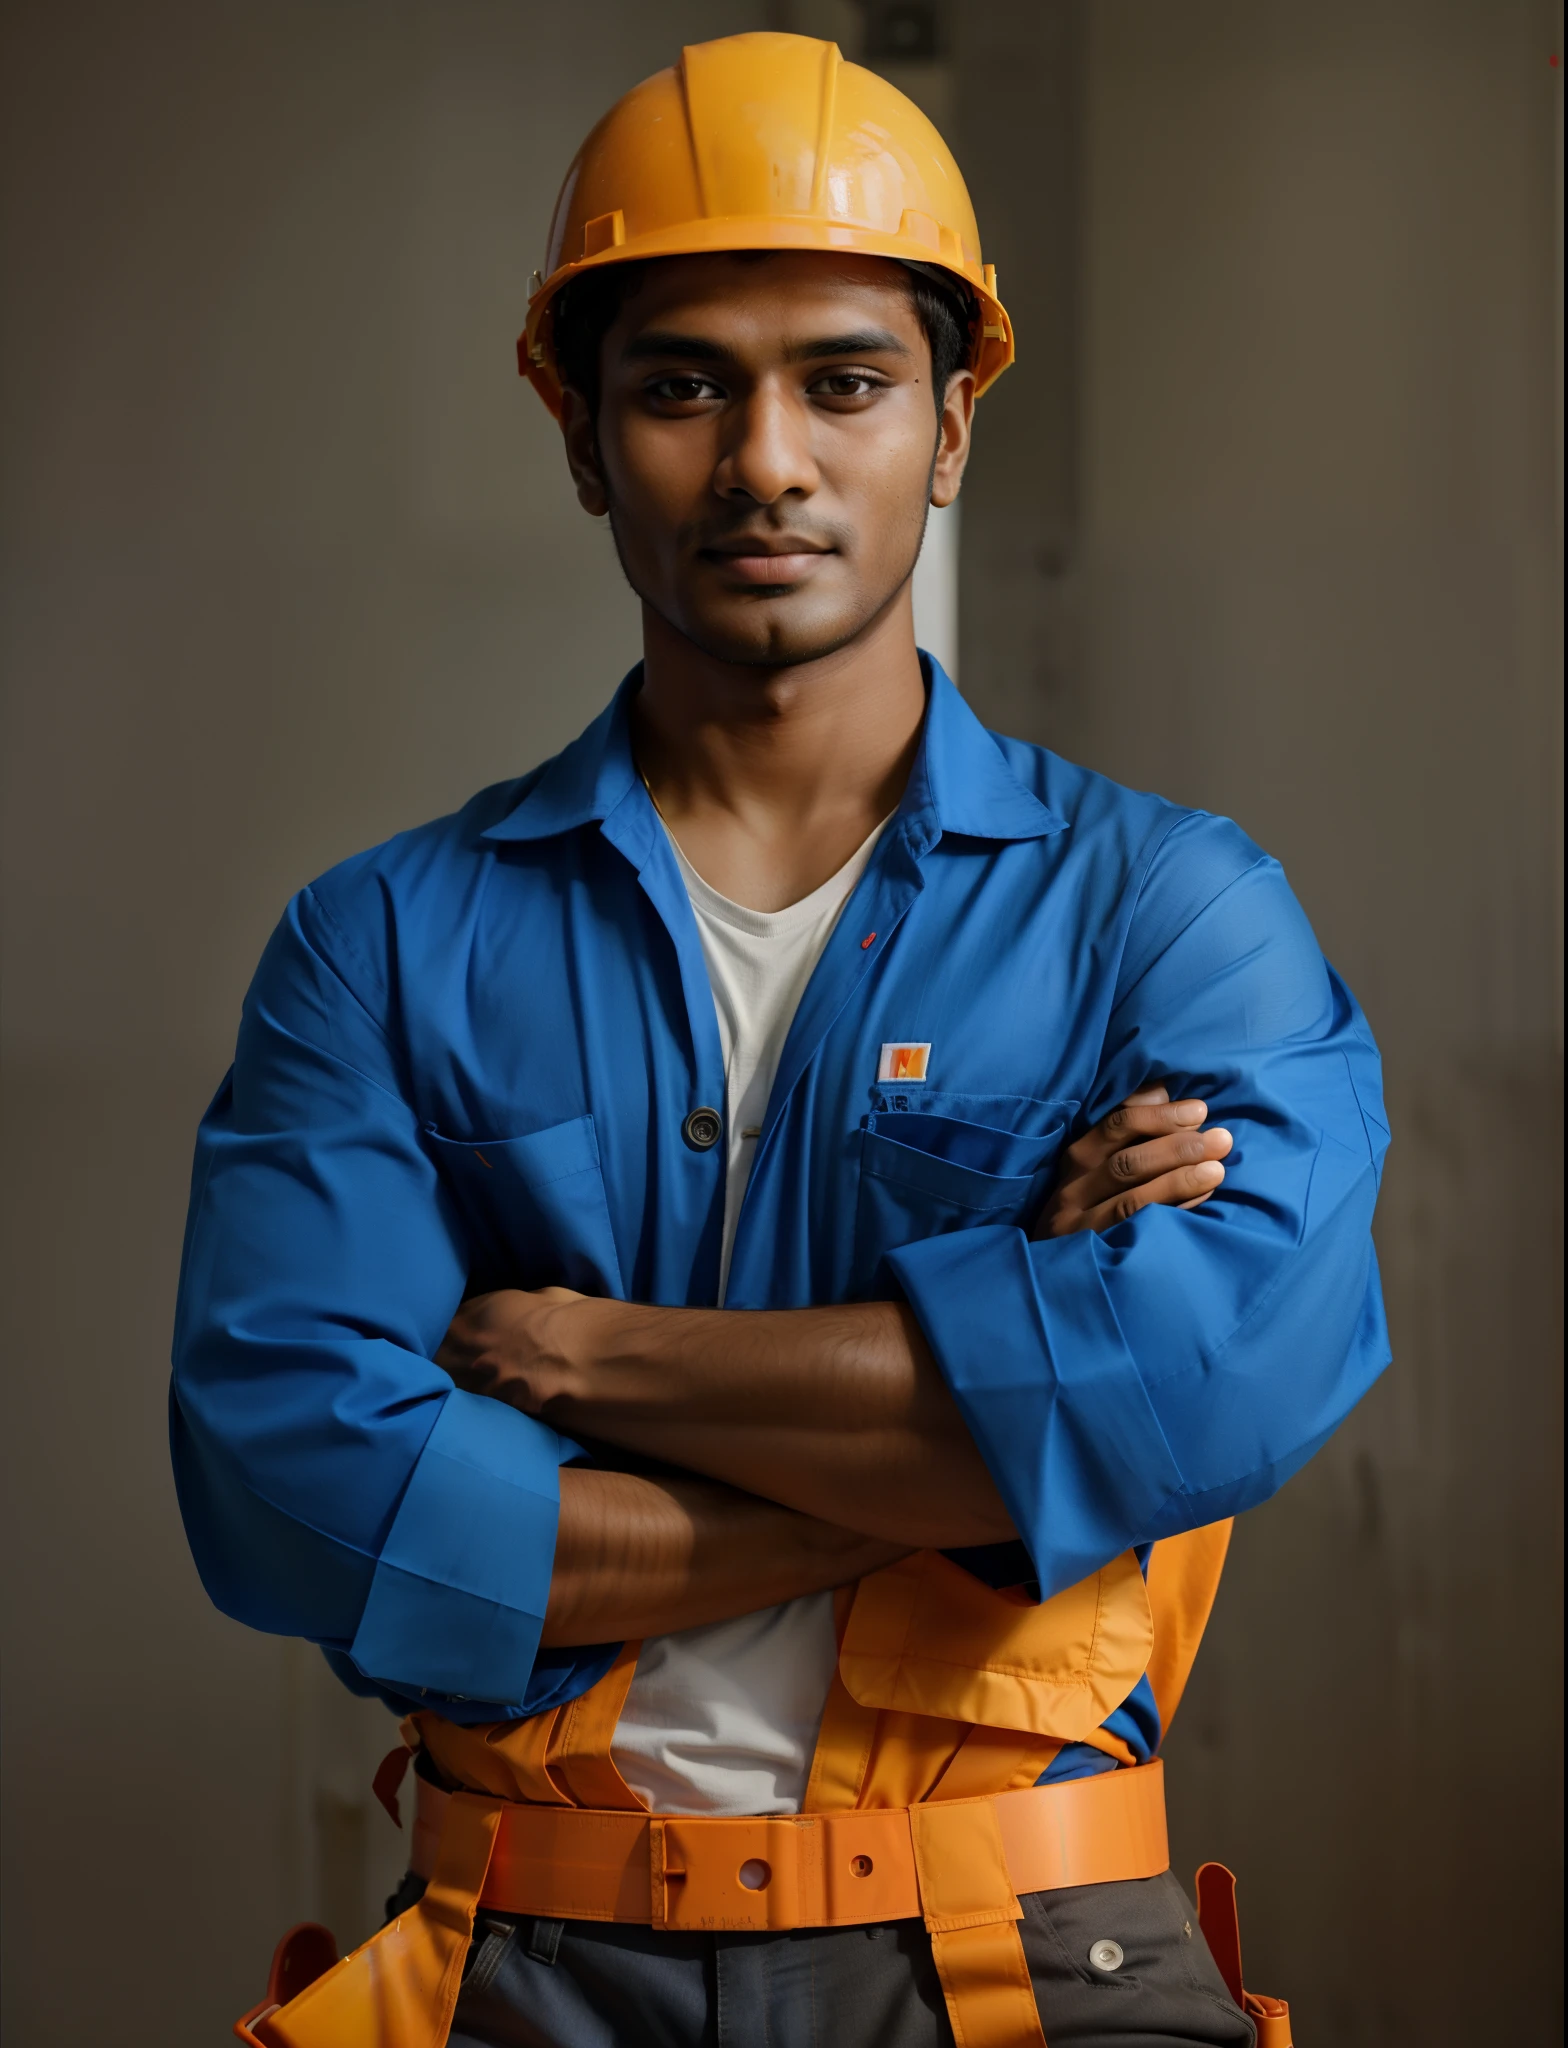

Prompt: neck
[{"left": 630, "top": 591, "right": 927, "bottom": 911}]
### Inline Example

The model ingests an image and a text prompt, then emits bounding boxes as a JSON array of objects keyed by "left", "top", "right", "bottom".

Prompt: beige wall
[
  {"left": 960, "top": 3, "right": 1562, "bottom": 2041},
  {"left": 0, "top": 4, "right": 759, "bottom": 2040}
]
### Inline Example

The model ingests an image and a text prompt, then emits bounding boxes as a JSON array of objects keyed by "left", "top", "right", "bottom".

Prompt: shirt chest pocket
[
  {"left": 853, "top": 1091, "right": 1077, "bottom": 1293},
  {"left": 424, "top": 1114, "right": 625, "bottom": 1299}
]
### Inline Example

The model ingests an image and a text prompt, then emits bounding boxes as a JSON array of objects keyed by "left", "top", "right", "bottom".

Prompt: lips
[{"left": 700, "top": 539, "right": 835, "bottom": 586}]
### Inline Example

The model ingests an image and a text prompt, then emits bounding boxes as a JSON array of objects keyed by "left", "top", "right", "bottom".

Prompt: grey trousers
[{"left": 388, "top": 1869, "right": 1256, "bottom": 2047}]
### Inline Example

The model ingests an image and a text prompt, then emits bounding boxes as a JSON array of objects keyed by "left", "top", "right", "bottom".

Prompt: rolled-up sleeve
[
  {"left": 170, "top": 884, "right": 572, "bottom": 1708},
  {"left": 887, "top": 824, "right": 1391, "bottom": 1600}
]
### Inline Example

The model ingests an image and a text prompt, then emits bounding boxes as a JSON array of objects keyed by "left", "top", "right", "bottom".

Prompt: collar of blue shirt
[{"left": 480, "top": 657, "right": 1067, "bottom": 856}]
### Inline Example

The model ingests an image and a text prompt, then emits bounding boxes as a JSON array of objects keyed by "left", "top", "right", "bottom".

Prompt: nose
[{"left": 712, "top": 378, "right": 819, "bottom": 505}]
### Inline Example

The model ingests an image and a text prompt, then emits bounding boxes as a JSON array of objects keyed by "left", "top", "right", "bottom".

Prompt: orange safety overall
[{"left": 238, "top": 1524, "right": 1291, "bottom": 2048}]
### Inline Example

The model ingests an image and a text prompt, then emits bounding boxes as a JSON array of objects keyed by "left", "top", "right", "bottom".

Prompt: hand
[
  {"left": 1034, "top": 1085, "right": 1232, "bottom": 1238},
  {"left": 436, "top": 1284, "right": 589, "bottom": 1414}
]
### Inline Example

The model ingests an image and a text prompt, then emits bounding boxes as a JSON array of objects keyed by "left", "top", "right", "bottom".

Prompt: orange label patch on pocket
[{"left": 878, "top": 1042, "right": 931, "bottom": 1083}]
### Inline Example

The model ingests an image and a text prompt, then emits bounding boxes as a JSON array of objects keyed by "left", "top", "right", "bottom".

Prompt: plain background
[{"left": 1, "top": 2, "right": 1561, "bottom": 2042}]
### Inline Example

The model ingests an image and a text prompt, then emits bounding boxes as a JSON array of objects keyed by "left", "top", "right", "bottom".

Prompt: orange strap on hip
[
  {"left": 1196, "top": 1861, "right": 1296, "bottom": 2047},
  {"left": 237, "top": 1789, "right": 501, "bottom": 2048}
]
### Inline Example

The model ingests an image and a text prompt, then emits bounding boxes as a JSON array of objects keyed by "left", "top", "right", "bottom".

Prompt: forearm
[
  {"left": 533, "top": 1301, "right": 1015, "bottom": 1550},
  {"left": 440, "top": 1093, "right": 1241, "bottom": 1559},
  {"left": 541, "top": 1465, "right": 910, "bottom": 1647}
]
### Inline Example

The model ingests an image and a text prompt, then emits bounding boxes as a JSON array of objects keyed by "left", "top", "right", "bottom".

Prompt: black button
[{"left": 682, "top": 1106, "right": 723, "bottom": 1151}]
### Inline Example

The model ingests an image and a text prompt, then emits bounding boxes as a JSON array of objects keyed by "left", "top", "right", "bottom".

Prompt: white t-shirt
[{"left": 609, "top": 815, "right": 890, "bottom": 1817}]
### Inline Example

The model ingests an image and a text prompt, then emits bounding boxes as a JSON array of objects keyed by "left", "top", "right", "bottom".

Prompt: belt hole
[
  {"left": 738, "top": 1858, "right": 771, "bottom": 1891},
  {"left": 850, "top": 1854, "right": 874, "bottom": 1878}
]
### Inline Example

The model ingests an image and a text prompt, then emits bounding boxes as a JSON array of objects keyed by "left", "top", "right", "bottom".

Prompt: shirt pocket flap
[
  {"left": 839, "top": 1548, "right": 1153, "bottom": 1740},
  {"left": 861, "top": 1130, "right": 1044, "bottom": 1211},
  {"left": 853, "top": 1097, "right": 1077, "bottom": 1291},
  {"left": 424, "top": 1114, "right": 625, "bottom": 1298},
  {"left": 868, "top": 1099, "right": 1072, "bottom": 1177}
]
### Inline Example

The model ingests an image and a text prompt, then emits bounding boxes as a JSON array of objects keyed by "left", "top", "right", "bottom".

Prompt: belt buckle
[{"left": 650, "top": 1815, "right": 816, "bottom": 1932}]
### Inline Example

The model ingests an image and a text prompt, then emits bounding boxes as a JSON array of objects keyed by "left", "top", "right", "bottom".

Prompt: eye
[
  {"left": 646, "top": 373, "right": 725, "bottom": 406},
  {"left": 809, "top": 369, "right": 885, "bottom": 402}
]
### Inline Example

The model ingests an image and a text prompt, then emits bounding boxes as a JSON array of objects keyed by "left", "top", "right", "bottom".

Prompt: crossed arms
[
  {"left": 439, "top": 1091, "right": 1232, "bottom": 1646},
  {"left": 171, "top": 830, "right": 1387, "bottom": 1712}
]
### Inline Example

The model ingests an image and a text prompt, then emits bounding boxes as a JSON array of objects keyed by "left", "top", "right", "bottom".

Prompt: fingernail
[
  {"left": 1210, "top": 1128, "right": 1232, "bottom": 1147},
  {"left": 1195, "top": 1160, "right": 1224, "bottom": 1183},
  {"left": 1176, "top": 1102, "right": 1206, "bottom": 1123}
]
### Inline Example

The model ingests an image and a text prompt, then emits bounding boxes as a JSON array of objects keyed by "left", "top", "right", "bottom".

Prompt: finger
[
  {"left": 1078, "top": 1157, "right": 1226, "bottom": 1233},
  {"left": 1040, "top": 1153, "right": 1226, "bottom": 1238},
  {"left": 1070, "top": 1125, "right": 1232, "bottom": 1209},
  {"left": 1062, "top": 1097, "right": 1209, "bottom": 1172},
  {"left": 1111, "top": 1123, "right": 1232, "bottom": 1182},
  {"left": 1120, "top": 1085, "right": 1170, "bottom": 1107},
  {"left": 1043, "top": 1109, "right": 1216, "bottom": 1232}
]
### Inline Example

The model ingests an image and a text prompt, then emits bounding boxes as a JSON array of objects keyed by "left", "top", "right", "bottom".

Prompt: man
[{"left": 176, "top": 33, "right": 1388, "bottom": 2048}]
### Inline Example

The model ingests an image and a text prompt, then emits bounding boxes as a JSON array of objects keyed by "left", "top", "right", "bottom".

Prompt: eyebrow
[{"left": 621, "top": 327, "right": 913, "bottom": 366}]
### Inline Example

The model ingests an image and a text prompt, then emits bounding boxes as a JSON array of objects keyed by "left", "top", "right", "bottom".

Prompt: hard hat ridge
[{"left": 519, "top": 31, "right": 1014, "bottom": 416}]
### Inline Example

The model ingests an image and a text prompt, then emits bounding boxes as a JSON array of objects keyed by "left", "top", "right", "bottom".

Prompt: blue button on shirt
[{"left": 171, "top": 661, "right": 1390, "bottom": 1759}]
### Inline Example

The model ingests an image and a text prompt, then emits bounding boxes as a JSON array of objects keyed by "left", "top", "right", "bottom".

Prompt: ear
[
  {"left": 930, "top": 368, "right": 976, "bottom": 510},
  {"left": 560, "top": 387, "right": 609, "bottom": 518}
]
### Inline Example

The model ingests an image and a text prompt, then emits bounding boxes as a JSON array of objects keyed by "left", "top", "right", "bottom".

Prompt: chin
[{"left": 673, "top": 595, "right": 888, "bottom": 670}]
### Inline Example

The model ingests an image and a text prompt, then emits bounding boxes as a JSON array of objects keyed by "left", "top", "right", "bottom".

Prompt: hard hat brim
[{"left": 519, "top": 220, "right": 1013, "bottom": 419}]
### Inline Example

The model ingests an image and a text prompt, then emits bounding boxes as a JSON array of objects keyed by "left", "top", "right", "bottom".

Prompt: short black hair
[{"left": 550, "top": 255, "right": 975, "bottom": 419}]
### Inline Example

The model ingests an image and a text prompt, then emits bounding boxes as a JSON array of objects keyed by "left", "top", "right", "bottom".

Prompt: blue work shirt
[{"left": 171, "top": 660, "right": 1390, "bottom": 1762}]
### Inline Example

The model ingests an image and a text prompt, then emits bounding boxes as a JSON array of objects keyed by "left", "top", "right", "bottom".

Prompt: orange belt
[
  {"left": 407, "top": 1760, "right": 1170, "bottom": 1933},
  {"left": 238, "top": 1760, "right": 1293, "bottom": 2046},
  {"left": 240, "top": 1766, "right": 1168, "bottom": 2048}
]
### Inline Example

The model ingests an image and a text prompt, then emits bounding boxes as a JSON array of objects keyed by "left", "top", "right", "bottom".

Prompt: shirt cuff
[
  {"left": 347, "top": 1388, "right": 566, "bottom": 1703},
  {"left": 884, "top": 1225, "right": 1185, "bottom": 1597}
]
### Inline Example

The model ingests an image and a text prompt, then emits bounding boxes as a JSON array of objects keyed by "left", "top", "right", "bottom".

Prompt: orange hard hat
[{"left": 518, "top": 31, "right": 1014, "bottom": 417}]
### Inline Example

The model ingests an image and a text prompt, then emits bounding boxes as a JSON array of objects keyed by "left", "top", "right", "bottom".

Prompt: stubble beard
[{"left": 604, "top": 498, "right": 931, "bottom": 674}]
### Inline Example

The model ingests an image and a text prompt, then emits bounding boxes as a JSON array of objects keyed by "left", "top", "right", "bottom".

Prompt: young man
[{"left": 176, "top": 34, "right": 1388, "bottom": 2048}]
